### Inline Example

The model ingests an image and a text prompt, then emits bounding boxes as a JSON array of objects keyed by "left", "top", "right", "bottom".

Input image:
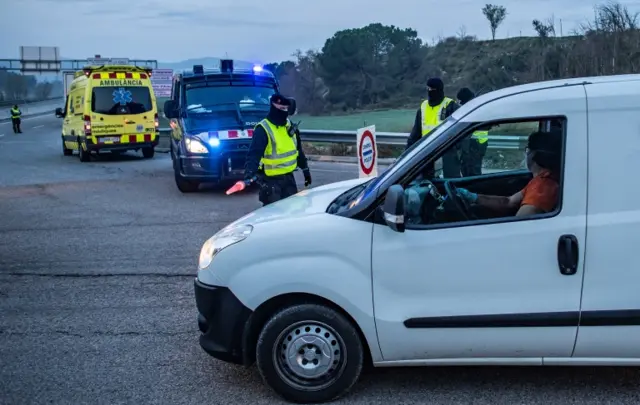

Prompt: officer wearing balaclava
[
  {"left": 456, "top": 87, "right": 488, "bottom": 176},
  {"left": 407, "top": 77, "right": 461, "bottom": 178},
  {"left": 243, "top": 93, "right": 311, "bottom": 206}
]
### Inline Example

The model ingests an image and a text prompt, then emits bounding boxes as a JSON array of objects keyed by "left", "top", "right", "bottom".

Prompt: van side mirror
[
  {"left": 55, "top": 108, "right": 64, "bottom": 118},
  {"left": 163, "top": 100, "right": 177, "bottom": 119},
  {"left": 383, "top": 184, "right": 405, "bottom": 232}
]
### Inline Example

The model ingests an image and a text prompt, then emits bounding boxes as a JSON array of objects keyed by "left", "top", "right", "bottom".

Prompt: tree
[
  {"left": 318, "top": 23, "right": 423, "bottom": 110},
  {"left": 482, "top": 4, "right": 508, "bottom": 40},
  {"left": 532, "top": 19, "right": 554, "bottom": 38}
]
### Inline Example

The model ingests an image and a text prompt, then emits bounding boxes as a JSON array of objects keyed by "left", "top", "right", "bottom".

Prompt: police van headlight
[
  {"left": 198, "top": 224, "right": 253, "bottom": 270},
  {"left": 185, "top": 137, "right": 208, "bottom": 153}
]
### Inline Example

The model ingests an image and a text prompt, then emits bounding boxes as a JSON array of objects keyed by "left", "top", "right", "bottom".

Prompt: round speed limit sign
[{"left": 359, "top": 130, "right": 376, "bottom": 175}]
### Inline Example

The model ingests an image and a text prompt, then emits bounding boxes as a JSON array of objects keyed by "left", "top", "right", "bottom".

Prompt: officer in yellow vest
[
  {"left": 11, "top": 105, "right": 22, "bottom": 134},
  {"left": 243, "top": 94, "right": 311, "bottom": 206},
  {"left": 406, "top": 78, "right": 461, "bottom": 178},
  {"left": 457, "top": 87, "right": 488, "bottom": 176}
]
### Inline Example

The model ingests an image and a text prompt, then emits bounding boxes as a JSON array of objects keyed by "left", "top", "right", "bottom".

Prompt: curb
[
  {"left": 0, "top": 110, "right": 56, "bottom": 123},
  {"left": 307, "top": 155, "right": 396, "bottom": 164}
]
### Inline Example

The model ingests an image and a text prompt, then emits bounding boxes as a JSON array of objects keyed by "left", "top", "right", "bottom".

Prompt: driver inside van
[{"left": 454, "top": 130, "right": 562, "bottom": 217}]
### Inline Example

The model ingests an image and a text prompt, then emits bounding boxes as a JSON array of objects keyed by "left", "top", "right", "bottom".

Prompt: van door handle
[{"left": 557, "top": 234, "right": 579, "bottom": 275}]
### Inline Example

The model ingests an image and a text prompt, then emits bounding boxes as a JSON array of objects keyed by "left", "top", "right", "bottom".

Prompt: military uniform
[
  {"left": 11, "top": 106, "right": 22, "bottom": 133},
  {"left": 407, "top": 78, "right": 460, "bottom": 178},
  {"left": 244, "top": 95, "right": 311, "bottom": 206},
  {"left": 457, "top": 88, "right": 488, "bottom": 176}
]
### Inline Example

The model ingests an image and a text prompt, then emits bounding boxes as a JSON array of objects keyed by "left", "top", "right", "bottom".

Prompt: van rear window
[{"left": 91, "top": 86, "right": 152, "bottom": 115}]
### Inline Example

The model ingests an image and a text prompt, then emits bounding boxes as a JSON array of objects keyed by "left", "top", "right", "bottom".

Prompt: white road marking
[
  {"left": 0, "top": 134, "right": 4, "bottom": 137},
  {"left": 33, "top": 125, "right": 44, "bottom": 129}
]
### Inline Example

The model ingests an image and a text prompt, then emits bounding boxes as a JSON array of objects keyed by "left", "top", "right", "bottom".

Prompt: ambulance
[{"left": 55, "top": 65, "right": 159, "bottom": 161}]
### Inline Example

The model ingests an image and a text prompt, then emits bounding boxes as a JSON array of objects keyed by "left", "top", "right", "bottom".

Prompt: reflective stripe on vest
[
  {"left": 11, "top": 108, "right": 20, "bottom": 118},
  {"left": 420, "top": 97, "right": 453, "bottom": 137},
  {"left": 257, "top": 119, "right": 298, "bottom": 176},
  {"left": 472, "top": 130, "right": 489, "bottom": 144}
]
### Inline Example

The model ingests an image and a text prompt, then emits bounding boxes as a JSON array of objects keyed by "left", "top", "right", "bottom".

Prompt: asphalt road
[{"left": 1, "top": 116, "right": 640, "bottom": 405}]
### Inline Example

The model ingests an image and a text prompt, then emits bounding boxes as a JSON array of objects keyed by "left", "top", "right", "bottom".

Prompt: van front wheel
[{"left": 256, "top": 304, "right": 364, "bottom": 403}]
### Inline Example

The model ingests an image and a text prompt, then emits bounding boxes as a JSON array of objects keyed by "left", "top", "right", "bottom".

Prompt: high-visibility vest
[
  {"left": 472, "top": 130, "right": 489, "bottom": 144},
  {"left": 257, "top": 118, "right": 298, "bottom": 177},
  {"left": 420, "top": 97, "right": 454, "bottom": 136},
  {"left": 11, "top": 108, "right": 20, "bottom": 119}
]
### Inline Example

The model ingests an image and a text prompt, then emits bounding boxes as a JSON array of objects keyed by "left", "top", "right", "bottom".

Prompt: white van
[{"left": 194, "top": 74, "right": 640, "bottom": 403}]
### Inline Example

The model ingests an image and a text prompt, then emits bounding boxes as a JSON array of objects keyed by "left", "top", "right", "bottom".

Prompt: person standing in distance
[
  {"left": 11, "top": 104, "right": 22, "bottom": 134},
  {"left": 406, "top": 78, "right": 461, "bottom": 178},
  {"left": 457, "top": 87, "right": 488, "bottom": 176},
  {"left": 243, "top": 94, "right": 311, "bottom": 206}
]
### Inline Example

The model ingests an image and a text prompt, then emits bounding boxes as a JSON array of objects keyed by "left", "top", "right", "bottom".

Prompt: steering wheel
[{"left": 443, "top": 181, "right": 474, "bottom": 221}]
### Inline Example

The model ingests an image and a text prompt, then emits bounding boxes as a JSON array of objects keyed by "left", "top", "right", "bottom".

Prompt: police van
[
  {"left": 193, "top": 73, "right": 640, "bottom": 403},
  {"left": 163, "top": 60, "right": 280, "bottom": 192},
  {"left": 55, "top": 65, "right": 159, "bottom": 161}
]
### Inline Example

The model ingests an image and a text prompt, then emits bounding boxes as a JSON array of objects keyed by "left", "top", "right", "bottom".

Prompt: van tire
[
  {"left": 256, "top": 304, "right": 364, "bottom": 404},
  {"left": 142, "top": 147, "right": 155, "bottom": 159},
  {"left": 61, "top": 137, "right": 72, "bottom": 156},
  {"left": 78, "top": 139, "right": 90, "bottom": 162},
  {"left": 174, "top": 168, "right": 199, "bottom": 193}
]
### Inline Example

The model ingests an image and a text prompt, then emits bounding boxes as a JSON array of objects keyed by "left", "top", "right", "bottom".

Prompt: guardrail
[
  {"left": 156, "top": 127, "right": 527, "bottom": 150},
  {"left": 0, "top": 97, "right": 64, "bottom": 108}
]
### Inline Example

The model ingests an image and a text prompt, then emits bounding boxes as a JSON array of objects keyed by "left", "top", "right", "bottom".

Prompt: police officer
[
  {"left": 406, "top": 78, "right": 460, "bottom": 178},
  {"left": 457, "top": 87, "right": 488, "bottom": 176},
  {"left": 243, "top": 94, "right": 312, "bottom": 206},
  {"left": 11, "top": 105, "right": 22, "bottom": 134}
]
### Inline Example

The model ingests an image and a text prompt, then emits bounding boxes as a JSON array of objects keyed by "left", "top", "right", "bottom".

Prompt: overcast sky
[{"left": 2, "top": 0, "right": 640, "bottom": 64}]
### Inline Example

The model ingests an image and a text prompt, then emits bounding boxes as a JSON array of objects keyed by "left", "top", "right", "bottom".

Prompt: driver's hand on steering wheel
[{"left": 456, "top": 187, "right": 478, "bottom": 204}]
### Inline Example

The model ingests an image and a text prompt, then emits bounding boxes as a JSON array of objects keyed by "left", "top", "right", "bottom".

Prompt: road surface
[{"left": 1, "top": 115, "right": 639, "bottom": 405}]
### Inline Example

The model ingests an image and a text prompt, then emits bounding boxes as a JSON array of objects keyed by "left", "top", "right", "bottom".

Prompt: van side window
[
  {"left": 401, "top": 117, "right": 566, "bottom": 228},
  {"left": 68, "top": 95, "right": 74, "bottom": 114}
]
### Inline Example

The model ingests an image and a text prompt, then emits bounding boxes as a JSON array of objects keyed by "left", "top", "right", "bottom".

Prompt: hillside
[{"left": 264, "top": 1, "right": 640, "bottom": 115}]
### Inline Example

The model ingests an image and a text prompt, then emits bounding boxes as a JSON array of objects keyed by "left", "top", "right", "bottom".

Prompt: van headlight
[
  {"left": 185, "top": 137, "right": 208, "bottom": 153},
  {"left": 198, "top": 224, "right": 253, "bottom": 270}
]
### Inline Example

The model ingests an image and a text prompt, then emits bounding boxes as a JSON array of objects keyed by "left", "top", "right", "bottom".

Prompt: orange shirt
[{"left": 521, "top": 170, "right": 559, "bottom": 212}]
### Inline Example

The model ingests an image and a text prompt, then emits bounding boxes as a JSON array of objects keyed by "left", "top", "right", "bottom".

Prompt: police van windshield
[
  {"left": 92, "top": 87, "right": 152, "bottom": 115},
  {"left": 185, "top": 85, "right": 275, "bottom": 113}
]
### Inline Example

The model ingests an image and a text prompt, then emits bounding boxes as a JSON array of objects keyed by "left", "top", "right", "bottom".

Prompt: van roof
[
  {"left": 178, "top": 67, "right": 276, "bottom": 80},
  {"left": 472, "top": 73, "right": 640, "bottom": 105},
  {"left": 75, "top": 64, "right": 153, "bottom": 78}
]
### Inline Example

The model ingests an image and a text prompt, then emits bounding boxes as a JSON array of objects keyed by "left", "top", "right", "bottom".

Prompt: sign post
[
  {"left": 356, "top": 125, "right": 378, "bottom": 178},
  {"left": 151, "top": 68, "right": 174, "bottom": 98}
]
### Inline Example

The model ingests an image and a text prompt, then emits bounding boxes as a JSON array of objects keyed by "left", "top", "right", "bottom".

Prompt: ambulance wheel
[
  {"left": 174, "top": 169, "right": 199, "bottom": 193},
  {"left": 256, "top": 304, "right": 364, "bottom": 403},
  {"left": 78, "top": 139, "right": 91, "bottom": 162},
  {"left": 142, "top": 147, "right": 155, "bottom": 159},
  {"left": 61, "top": 137, "right": 72, "bottom": 156}
]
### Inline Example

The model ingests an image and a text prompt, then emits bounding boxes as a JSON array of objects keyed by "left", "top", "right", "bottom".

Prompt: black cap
[{"left": 270, "top": 94, "right": 291, "bottom": 105}]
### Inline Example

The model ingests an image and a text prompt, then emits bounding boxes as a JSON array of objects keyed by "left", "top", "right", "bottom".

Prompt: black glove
[{"left": 303, "top": 168, "right": 312, "bottom": 187}]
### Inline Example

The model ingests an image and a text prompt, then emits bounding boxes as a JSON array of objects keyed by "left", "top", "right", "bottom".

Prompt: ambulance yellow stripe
[{"left": 116, "top": 73, "right": 125, "bottom": 79}]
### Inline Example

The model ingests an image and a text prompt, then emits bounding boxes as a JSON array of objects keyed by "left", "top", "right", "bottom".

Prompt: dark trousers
[
  {"left": 460, "top": 139, "right": 488, "bottom": 177},
  {"left": 12, "top": 118, "right": 21, "bottom": 133},
  {"left": 258, "top": 172, "right": 298, "bottom": 206}
]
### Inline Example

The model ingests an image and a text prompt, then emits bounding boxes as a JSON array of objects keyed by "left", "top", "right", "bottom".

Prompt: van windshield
[
  {"left": 347, "top": 116, "right": 458, "bottom": 209},
  {"left": 92, "top": 86, "right": 152, "bottom": 115},
  {"left": 185, "top": 85, "right": 276, "bottom": 113}
]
